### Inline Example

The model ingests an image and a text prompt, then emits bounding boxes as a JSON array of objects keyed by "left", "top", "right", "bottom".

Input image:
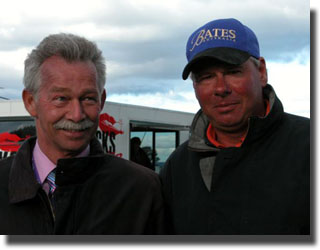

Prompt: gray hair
[
  {"left": 249, "top": 56, "right": 260, "bottom": 68},
  {"left": 23, "top": 33, "right": 106, "bottom": 96}
]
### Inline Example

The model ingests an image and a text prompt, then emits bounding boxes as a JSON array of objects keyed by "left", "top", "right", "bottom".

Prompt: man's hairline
[{"left": 28, "top": 57, "right": 104, "bottom": 101}]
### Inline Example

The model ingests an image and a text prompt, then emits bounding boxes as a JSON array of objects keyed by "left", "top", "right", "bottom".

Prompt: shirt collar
[{"left": 32, "top": 140, "right": 90, "bottom": 184}]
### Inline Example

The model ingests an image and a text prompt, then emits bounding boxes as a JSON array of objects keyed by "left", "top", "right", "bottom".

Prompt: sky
[{"left": 0, "top": 0, "right": 310, "bottom": 119}]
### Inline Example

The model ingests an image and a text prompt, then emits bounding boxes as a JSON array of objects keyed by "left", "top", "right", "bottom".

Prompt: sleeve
[
  {"left": 142, "top": 166, "right": 174, "bottom": 235},
  {"left": 158, "top": 158, "right": 174, "bottom": 234}
]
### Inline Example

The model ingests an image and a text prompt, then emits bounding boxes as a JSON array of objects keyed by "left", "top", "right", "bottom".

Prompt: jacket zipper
[{"left": 38, "top": 189, "right": 55, "bottom": 229}]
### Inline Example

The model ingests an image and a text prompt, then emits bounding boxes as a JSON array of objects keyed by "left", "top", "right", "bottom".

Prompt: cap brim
[{"left": 182, "top": 47, "right": 251, "bottom": 80}]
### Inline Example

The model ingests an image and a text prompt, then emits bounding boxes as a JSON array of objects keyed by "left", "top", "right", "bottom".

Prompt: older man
[
  {"left": 0, "top": 33, "right": 166, "bottom": 234},
  {"left": 160, "top": 18, "right": 310, "bottom": 235}
]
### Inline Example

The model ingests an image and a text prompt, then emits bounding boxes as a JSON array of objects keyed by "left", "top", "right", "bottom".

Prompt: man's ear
[
  {"left": 258, "top": 57, "right": 268, "bottom": 87},
  {"left": 22, "top": 89, "right": 38, "bottom": 118},
  {"left": 100, "top": 89, "right": 106, "bottom": 110}
]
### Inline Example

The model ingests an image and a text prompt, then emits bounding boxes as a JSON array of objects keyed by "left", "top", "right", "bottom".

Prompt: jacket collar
[
  {"left": 9, "top": 137, "right": 39, "bottom": 203},
  {"left": 188, "top": 110, "right": 220, "bottom": 152},
  {"left": 9, "top": 136, "right": 105, "bottom": 204},
  {"left": 188, "top": 84, "right": 283, "bottom": 152}
]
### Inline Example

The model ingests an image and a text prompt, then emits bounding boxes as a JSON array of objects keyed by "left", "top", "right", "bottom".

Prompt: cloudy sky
[{"left": 0, "top": 0, "right": 310, "bottom": 117}]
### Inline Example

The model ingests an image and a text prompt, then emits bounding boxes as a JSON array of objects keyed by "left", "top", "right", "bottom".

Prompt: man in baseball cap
[{"left": 160, "top": 18, "right": 310, "bottom": 235}]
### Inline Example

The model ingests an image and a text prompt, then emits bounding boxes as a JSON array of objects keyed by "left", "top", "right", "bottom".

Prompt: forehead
[
  {"left": 40, "top": 55, "right": 97, "bottom": 84},
  {"left": 191, "top": 58, "right": 246, "bottom": 75}
]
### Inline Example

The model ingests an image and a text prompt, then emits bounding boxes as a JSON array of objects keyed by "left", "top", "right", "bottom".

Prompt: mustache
[{"left": 53, "top": 119, "right": 95, "bottom": 131}]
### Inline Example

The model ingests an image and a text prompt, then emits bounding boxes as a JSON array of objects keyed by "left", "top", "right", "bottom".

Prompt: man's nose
[
  {"left": 66, "top": 100, "right": 86, "bottom": 122},
  {"left": 213, "top": 74, "right": 231, "bottom": 97}
]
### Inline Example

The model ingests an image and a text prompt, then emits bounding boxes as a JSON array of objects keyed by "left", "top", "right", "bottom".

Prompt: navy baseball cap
[{"left": 182, "top": 18, "right": 260, "bottom": 80}]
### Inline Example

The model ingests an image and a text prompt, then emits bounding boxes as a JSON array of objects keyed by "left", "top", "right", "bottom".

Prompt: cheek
[
  {"left": 40, "top": 110, "right": 64, "bottom": 127},
  {"left": 195, "top": 86, "right": 213, "bottom": 104},
  {"left": 228, "top": 78, "right": 250, "bottom": 94},
  {"left": 85, "top": 105, "right": 102, "bottom": 121},
  {"left": 37, "top": 102, "right": 67, "bottom": 125},
  {"left": 229, "top": 78, "right": 258, "bottom": 100}
]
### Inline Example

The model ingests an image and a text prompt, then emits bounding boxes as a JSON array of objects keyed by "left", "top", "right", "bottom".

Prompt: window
[
  {"left": 0, "top": 118, "right": 35, "bottom": 134},
  {"left": 155, "top": 132, "right": 176, "bottom": 173},
  {"left": 130, "top": 121, "right": 181, "bottom": 173},
  {"left": 0, "top": 117, "right": 35, "bottom": 159}
]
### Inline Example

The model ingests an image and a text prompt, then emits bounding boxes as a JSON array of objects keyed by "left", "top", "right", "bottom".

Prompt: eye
[
  {"left": 195, "top": 74, "right": 213, "bottom": 83},
  {"left": 82, "top": 96, "right": 98, "bottom": 104},
  {"left": 226, "top": 68, "right": 242, "bottom": 75},
  {"left": 51, "top": 96, "right": 68, "bottom": 106},
  {"left": 54, "top": 96, "right": 67, "bottom": 102}
]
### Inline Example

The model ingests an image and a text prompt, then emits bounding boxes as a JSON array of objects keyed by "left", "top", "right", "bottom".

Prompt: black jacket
[
  {"left": 160, "top": 85, "right": 310, "bottom": 235},
  {"left": 0, "top": 137, "right": 166, "bottom": 234}
]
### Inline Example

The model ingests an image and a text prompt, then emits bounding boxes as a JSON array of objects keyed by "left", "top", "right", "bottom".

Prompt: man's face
[
  {"left": 192, "top": 58, "right": 267, "bottom": 133},
  {"left": 23, "top": 55, "right": 106, "bottom": 161}
]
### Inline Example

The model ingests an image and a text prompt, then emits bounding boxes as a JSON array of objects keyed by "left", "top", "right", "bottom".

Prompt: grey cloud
[
  {"left": 107, "top": 77, "right": 176, "bottom": 94},
  {"left": 0, "top": 0, "right": 309, "bottom": 99},
  {"left": 106, "top": 76, "right": 193, "bottom": 95}
]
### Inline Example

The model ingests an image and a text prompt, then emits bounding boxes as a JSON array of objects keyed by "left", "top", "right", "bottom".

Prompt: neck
[
  {"left": 215, "top": 128, "right": 248, "bottom": 148},
  {"left": 37, "top": 141, "right": 89, "bottom": 165},
  {"left": 208, "top": 122, "right": 248, "bottom": 148}
]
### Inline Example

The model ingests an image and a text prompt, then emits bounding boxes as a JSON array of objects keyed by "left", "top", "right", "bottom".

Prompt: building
[{"left": 0, "top": 100, "right": 194, "bottom": 173}]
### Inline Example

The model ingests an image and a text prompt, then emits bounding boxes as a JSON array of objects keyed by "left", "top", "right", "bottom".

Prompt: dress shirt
[{"left": 32, "top": 141, "right": 90, "bottom": 192}]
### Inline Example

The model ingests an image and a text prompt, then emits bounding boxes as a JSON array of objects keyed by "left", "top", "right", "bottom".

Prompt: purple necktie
[{"left": 46, "top": 169, "right": 57, "bottom": 197}]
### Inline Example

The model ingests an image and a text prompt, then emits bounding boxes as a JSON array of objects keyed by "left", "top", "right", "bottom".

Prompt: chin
[{"left": 60, "top": 139, "right": 90, "bottom": 152}]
